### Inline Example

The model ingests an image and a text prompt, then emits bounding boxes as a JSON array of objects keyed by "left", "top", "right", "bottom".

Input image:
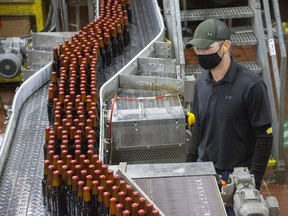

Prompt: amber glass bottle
[
  {"left": 42, "top": 160, "right": 50, "bottom": 206},
  {"left": 123, "top": 16, "right": 130, "bottom": 46},
  {"left": 76, "top": 180, "right": 85, "bottom": 215},
  {"left": 66, "top": 170, "right": 74, "bottom": 216},
  {"left": 53, "top": 47, "right": 60, "bottom": 79},
  {"left": 98, "top": 37, "right": 107, "bottom": 68},
  {"left": 50, "top": 170, "right": 67, "bottom": 215},
  {"left": 91, "top": 180, "right": 99, "bottom": 212},
  {"left": 116, "top": 203, "right": 124, "bottom": 216},
  {"left": 117, "top": 24, "right": 124, "bottom": 54},
  {"left": 97, "top": 186, "right": 105, "bottom": 215},
  {"left": 126, "top": 0, "right": 132, "bottom": 23},
  {"left": 109, "top": 197, "right": 117, "bottom": 216},
  {"left": 111, "top": 26, "right": 118, "bottom": 57},
  {"left": 81, "top": 186, "right": 92, "bottom": 216},
  {"left": 104, "top": 34, "right": 113, "bottom": 66},
  {"left": 47, "top": 87, "right": 54, "bottom": 126}
]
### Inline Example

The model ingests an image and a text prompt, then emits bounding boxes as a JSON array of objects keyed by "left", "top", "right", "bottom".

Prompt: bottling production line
[{"left": 0, "top": 0, "right": 286, "bottom": 215}]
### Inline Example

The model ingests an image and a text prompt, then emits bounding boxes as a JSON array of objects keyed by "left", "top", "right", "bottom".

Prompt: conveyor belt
[{"left": 0, "top": 0, "right": 160, "bottom": 215}]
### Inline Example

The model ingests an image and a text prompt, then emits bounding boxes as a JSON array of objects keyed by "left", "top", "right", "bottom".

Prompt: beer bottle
[
  {"left": 146, "top": 203, "right": 153, "bottom": 216},
  {"left": 114, "top": 174, "right": 121, "bottom": 188},
  {"left": 46, "top": 165, "right": 54, "bottom": 213},
  {"left": 109, "top": 197, "right": 117, "bottom": 216},
  {"left": 139, "top": 197, "right": 147, "bottom": 212},
  {"left": 70, "top": 175, "right": 79, "bottom": 215},
  {"left": 50, "top": 170, "right": 65, "bottom": 216},
  {"left": 118, "top": 191, "right": 126, "bottom": 206},
  {"left": 152, "top": 209, "right": 160, "bottom": 216},
  {"left": 120, "top": 0, "right": 126, "bottom": 11},
  {"left": 51, "top": 71, "right": 59, "bottom": 99},
  {"left": 42, "top": 160, "right": 50, "bottom": 206},
  {"left": 112, "top": 185, "right": 119, "bottom": 201},
  {"left": 126, "top": 0, "right": 132, "bottom": 23},
  {"left": 76, "top": 180, "right": 85, "bottom": 215},
  {"left": 66, "top": 170, "right": 74, "bottom": 216},
  {"left": 104, "top": 34, "right": 113, "bottom": 66},
  {"left": 106, "top": 180, "right": 113, "bottom": 194},
  {"left": 91, "top": 180, "right": 99, "bottom": 212},
  {"left": 123, "top": 210, "right": 130, "bottom": 216},
  {"left": 47, "top": 87, "right": 54, "bottom": 126},
  {"left": 126, "top": 185, "right": 133, "bottom": 198},
  {"left": 53, "top": 47, "right": 60, "bottom": 79},
  {"left": 98, "top": 37, "right": 107, "bottom": 68},
  {"left": 125, "top": 197, "right": 133, "bottom": 212},
  {"left": 123, "top": 16, "right": 130, "bottom": 46},
  {"left": 97, "top": 186, "right": 105, "bottom": 215},
  {"left": 100, "top": 174, "right": 107, "bottom": 190},
  {"left": 131, "top": 203, "right": 139, "bottom": 216},
  {"left": 132, "top": 191, "right": 140, "bottom": 205},
  {"left": 110, "top": 26, "right": 118, "bottom": 57},
  {"left": 103, "top": 191, "right": 111, "bottom": 215},
  {"left": 138, "top": 209, "right": 146, "bottom": 216},
  {"left": 82, "top": 186, "right": 92, "bottom": 216},
  {"left": 116, "top": 203, "right": 124, "bottom": 216},
  {"left": 116, "top": 24, "right": 124, "bottom": 54}
]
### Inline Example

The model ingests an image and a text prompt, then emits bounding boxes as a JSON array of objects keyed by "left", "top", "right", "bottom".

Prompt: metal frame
[
  {"left": 271, "top": 0, "right": 287, "bottom": 183},
  {"left": 256, "top": 0, "right": 287, "bottom": 183},
  {"left": 0, "top": 0, "right": 44, "bottom": 31},
  {"left": 99, "top": 0, "right": 166, "bottom": 161}
]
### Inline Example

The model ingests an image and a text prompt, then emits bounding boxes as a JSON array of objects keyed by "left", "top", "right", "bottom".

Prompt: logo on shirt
[{"left": 225, "top": 95, "right": 232, "bottom": 100}]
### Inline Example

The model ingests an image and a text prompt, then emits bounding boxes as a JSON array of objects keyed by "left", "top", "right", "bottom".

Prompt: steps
[
  {"left": 180, "top": 2, "right": 265, "bottom": 77},
  {"left": 180, "top": 6, "right": 254, "bottom": 21}
]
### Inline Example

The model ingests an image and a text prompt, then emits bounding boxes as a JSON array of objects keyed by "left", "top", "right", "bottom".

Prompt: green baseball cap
[{"left": 186, "top": 19, "right": 230, "bottom": 49}]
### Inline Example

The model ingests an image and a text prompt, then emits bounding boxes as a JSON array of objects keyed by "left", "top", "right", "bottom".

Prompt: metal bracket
[{"left": 154, "top": 41, "right": 171, "bottom": 59}]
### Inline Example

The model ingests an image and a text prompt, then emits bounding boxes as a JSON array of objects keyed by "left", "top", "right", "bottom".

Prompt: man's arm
[
  {"left": 251, "top": 124, "right": 273, "bottom": 190},
  {"left": 186, "top": 118, "right": 200, "bottom": 162}
]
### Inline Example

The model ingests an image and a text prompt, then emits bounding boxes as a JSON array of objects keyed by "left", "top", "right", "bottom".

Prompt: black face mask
[{"left": 197, "top": 47, "right": 224, "bottom": 70}]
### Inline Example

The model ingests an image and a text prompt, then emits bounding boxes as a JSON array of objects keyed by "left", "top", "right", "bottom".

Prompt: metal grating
[
  {"left": 111, "top": 145, "right": 185, "bottom": 164},
  {"left": 185, "top": 61, "right": 262, "bottom": 76},
  {"left": 230, "top": 33, "right": 257, "bottom": 46},
  {"left": 107, "top": 89, "right": 181, "bottom": 110},
  {"left": 180, "top": 6, "right": 254, "bottom": 21},
  {"left": 134, "top": 176, "right": 226, "bottom": 216},
  {"left": 0, "top": 84, "right": 48, "bottom": 216},
  {"left": 183, "top": 32, "right": 257, "bottom": 48}
]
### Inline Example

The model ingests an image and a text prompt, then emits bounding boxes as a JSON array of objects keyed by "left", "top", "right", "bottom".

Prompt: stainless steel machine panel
[{"left": 121, "top": 162, "right": 227, "bottom": 216}]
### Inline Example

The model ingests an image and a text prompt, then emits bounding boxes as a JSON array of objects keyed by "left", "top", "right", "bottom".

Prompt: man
[{"left": 186, "top": 19, "right": 273, "bottom": 192}]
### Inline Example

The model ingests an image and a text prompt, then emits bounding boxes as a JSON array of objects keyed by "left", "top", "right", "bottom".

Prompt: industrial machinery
[
  {"left": 0, "top": 0, "right": 285, "bottom": 215},
  {"left": 221, "top": 167, "right": 279, "bottom": 216},
  {"left": 0, "top": 37, "right": 26, "bottom": 83}
]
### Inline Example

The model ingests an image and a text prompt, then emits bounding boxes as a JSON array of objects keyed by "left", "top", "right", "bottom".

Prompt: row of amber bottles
[
  {"left": 43, "top": 0, "right": 161, "bottom": 215},
  {"left": 48, "top": 0, "right": 132, "bottom": 127},
  {"left": 42, "top": 153, "right": 159, "bottom": 216}
]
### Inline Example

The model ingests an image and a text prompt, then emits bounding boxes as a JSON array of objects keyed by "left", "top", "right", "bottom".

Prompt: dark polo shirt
[{"left": 192, "top": 58, "right": 272, "bottom": 170}]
